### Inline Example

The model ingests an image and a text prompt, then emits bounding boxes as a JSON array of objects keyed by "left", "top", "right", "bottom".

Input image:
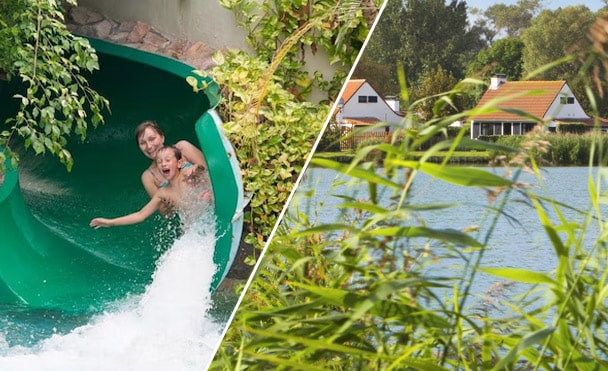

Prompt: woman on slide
[
  {"left": 135, "top": 120, "right": 208, "bottom": 199},
  {"left": 90, "top": 146, "right": 212, "bottom": 229}
]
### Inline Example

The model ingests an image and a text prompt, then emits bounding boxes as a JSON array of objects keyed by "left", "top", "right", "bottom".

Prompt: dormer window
[
  {"left": 358, "top": 95, "right": 378, "bottom": 103},
  {"left": 560, "top": 96, "right": 575, "bottom": 104}
]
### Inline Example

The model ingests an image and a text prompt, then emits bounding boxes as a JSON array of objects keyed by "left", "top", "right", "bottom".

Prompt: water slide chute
[{"left": 0, "top": 37, "right": 244, "bottom": 312}]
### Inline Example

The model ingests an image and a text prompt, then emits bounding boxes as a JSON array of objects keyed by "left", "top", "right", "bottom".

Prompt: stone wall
[{"left": 66, "top": 5, "right": 217, "bottom": 71}]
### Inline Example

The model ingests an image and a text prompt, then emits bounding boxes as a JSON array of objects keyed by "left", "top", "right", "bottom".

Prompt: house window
[
  {"left": 560, "top": 96, "right": 575, "bottom": 104},
  {"left": 358, "top": 95, "right": 378, "bottom": 103}
]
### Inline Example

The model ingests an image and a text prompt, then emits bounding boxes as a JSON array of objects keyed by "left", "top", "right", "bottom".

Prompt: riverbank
[
  {"left": 318, "top": 131, "right": 608, "bottom": 166},
  {"left": 316, "top": 150, "right": 491, "bottom": 164}
]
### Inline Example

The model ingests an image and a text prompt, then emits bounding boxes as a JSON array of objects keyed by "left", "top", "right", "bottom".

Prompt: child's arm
[
  {"left": 90, "top": 195, "right": 162, "bottom": 229},
  {"left": 175, "top": 140, "right": 207, "bottom": 169}
]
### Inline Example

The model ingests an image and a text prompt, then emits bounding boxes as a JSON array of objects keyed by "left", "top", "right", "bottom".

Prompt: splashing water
[{"left": 0, "top": 213, "right": 224, "bottom": 371}]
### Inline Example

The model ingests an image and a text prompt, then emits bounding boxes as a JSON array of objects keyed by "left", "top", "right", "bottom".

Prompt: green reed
[{"left": 211, "top": 22, "right": 608, "bottom": 371}]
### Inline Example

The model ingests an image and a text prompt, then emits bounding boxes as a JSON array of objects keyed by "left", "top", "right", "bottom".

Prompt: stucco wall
[
  {"left": 77, "top": 0, "right": 250, "bottom": 51},
  {"left": 343, "top": 83, "right": 402, "bottom": 124}
]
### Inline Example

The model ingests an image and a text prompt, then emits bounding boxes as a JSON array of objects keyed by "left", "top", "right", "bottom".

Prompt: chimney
[
  {"left": 490, "top": 73, "right": 507, "bottom": 90},
  {"left": 385, "top": 95, "right": 399, "bottom": 112}
]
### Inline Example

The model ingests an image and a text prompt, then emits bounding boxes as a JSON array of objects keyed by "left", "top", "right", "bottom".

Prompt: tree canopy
[
  {"left": 353, "top": 0, "right": 485, "bottom": 98},
  {"left": 478, "top": 0, "right": 542, "bottom": 38},
  {"left": 466, "top": 37, "right": 524, "bottom": 81},
  {"left": 353, "top": 0, "right": 608, "bottom": 118},
  {"left": 521, "top": 5, "right": 595, "bottom": 80}
]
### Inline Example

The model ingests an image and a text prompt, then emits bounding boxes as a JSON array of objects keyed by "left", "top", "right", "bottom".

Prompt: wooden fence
[{"left": 340, "top": 126, "right": 389, "bottom": 151}]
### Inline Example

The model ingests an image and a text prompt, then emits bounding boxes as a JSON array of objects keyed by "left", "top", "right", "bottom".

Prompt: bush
[{"left": 317, "top": 121, "right": 342, "bottom": 152}]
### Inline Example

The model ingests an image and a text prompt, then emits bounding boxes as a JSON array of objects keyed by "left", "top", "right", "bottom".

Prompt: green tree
[
  {"left": 0, "top": 0, "right": 108, "bottom": 171},
  {"left": 411, "top": 65, "right": 459, "bottom": 121},
  {"left": 466, "top": 37, "right": 524, "bottom": 80},
  {"left": 401, "top": 0, "right": 476, "bottom": 82},
  {"left": 481, "top": 0, "right": 542, "bottom": 38},
  {"left": 520, "top": 5, "right": 604, "bottom": 115},
  {"left": 521, "top": 5, "right": 595, "bottom": 80},
  {"left": 352, "top": 0, "right": 406, "bottom": 95},
  {"left": 353, "top": 0, "right": 484, "bottom": 99},
  {"left": 350, "top": 57, "right": 396, "bottom": 96}
]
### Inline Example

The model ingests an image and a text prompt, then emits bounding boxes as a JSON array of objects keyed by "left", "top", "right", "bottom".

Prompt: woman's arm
[
  {"left": 141, "top": 170, "right": 158, "bottom": 198},
  {"left": 90, "top": 194, "right": 162, "bottom": 228},
  {"left": 175, "top": 140, "right": 207, "bottom": 169}
]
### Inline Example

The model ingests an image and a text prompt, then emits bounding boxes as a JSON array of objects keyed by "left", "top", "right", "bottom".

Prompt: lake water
[{"left": 295, "top": 165, "right": 607, "bottom": 304}]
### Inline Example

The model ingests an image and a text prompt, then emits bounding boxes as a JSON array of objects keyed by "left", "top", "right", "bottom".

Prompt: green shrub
[
  {"left": 317, "top": 121, "right": 342, "bottom": 152},
  {"left": 556, "top": 122, "right": 589, "bottom": 134}
]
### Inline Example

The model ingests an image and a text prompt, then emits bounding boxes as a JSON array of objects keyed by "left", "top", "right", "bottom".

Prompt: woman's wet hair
[{"left": 135, "top": 120, "right": 164, "bottom": 143}]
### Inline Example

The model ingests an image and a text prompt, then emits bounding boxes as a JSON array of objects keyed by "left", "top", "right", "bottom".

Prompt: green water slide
[{"left": 0, "top": 38, "right": 244, "bottom": 312}]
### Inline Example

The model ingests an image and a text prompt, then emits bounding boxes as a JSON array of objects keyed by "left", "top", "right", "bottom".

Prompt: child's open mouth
[{"left": 161, "top": 168, "right": 171, "bottom": 176}]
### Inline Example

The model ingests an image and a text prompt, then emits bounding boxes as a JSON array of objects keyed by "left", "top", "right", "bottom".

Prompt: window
[
  {"left": 358, "top": 95, "right": 378, "bottom": 103},
  {"left": 560, "top": 96, "right": 575, "bottom": 104}
]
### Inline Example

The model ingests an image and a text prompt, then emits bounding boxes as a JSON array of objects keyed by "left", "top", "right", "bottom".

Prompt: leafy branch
[{"left": 0, "top": 0, "right": 109, "bottom": 171}]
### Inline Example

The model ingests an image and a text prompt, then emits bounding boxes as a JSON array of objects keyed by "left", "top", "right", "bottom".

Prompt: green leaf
[
  {"left": 311, "top": 157, "right": 401, "bottom": 189},
  {"left": 492, "top": 327, "right": 554, "bottom": 370},
  {"left": 369, "top": 226, "right": 483, "bottom": 247},
  {"left": 389, "top": 160, "right": 513, "bottom": 187},
  {"left": 480, "top": 267, "right": 557, "bottom": 285}
]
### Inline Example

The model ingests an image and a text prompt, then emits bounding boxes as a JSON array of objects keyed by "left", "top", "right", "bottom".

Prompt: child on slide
[{"left": 90, "top": 146, "right": 212, "bottom": 228}]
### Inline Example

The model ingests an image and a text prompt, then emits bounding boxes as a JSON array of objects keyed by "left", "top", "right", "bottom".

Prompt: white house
[
  {"left": 469, "top": 74, "right": 605, "bottom": 139},
  {"left": 336, "top": 79, "right": 404, "bottom": 128}
]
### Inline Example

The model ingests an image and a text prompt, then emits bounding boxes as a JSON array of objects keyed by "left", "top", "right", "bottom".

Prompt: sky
[{"left": 465, "top": 0, "right": 605, "bottom": 12}]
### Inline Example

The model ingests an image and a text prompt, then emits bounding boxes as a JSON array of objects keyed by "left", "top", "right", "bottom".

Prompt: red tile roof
[
  {"left": 471, "top": 80, "right": 566, "bottom": 122},
  {"left": 341, "top": 79, "right": 366, "bottom": 104}
]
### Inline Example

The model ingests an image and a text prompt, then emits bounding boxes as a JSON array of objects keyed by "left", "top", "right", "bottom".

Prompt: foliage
[
  {"left": 556, "top": 122, "right": 590, "bottom": 134},
  {"left": 410, "top": 65, "right": 461, "bottom": 121},
  {"left": 205, "top": 0, "right": 381, "bottom": 250},
  {"left": 219, "top": 0, "right": 378, "bottom": 102},
  {"left": 353, "top": 0, "right": 407, "bottom": 95},
  {"left": 354, "top": 0, "right": 486, "bottom": 97},
  {"left": 466, "top": 37, "right": 525, "bottom": 81},
  {"left": 200, "top": 50, "right": 328, "bottom": 249},
  {"left": 521, "top": 5, "right": 595, "bottom": 80},
  {"left": 210, "top": 13, "right": 608, "bottom": 371},
  {"left": 520, "top": 5, "right": 606, "bottom": 116},
  {"left": 0, "top": 0, "right": 109, "bottom": 172},
  {"left": 491, "top": 130, "right": 608, "bottom": 166},
  {"left": 350, "top": 55, "right": 396, "bottom": 96},
  {"left": 401, "top": 0, "right": 477, "bottom": 81},
  {"left": 479, "top": 0, "right": 542, "bottom": 38},
  {"left": 317, "top": 120, "right": 342, "bottom": 152}
]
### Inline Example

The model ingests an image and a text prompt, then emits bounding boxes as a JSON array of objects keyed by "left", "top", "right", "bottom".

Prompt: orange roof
[
  {"left": 471, "top": 81, "right": 566, "bottom": 122},
  {"left": 343, "top": 117, "right": 381, "bottom": 126},
  {"left": 341, "top": 79, "right": 366, "bottom": 104}
]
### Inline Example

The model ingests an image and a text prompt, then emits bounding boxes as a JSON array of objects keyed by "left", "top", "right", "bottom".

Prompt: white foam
[{"left": 0, "top": 216, "right": 222, "bottom": 371}]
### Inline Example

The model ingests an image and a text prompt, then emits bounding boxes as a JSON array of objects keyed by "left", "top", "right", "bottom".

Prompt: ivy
[
  {"left": 200, "top": 0, "right": 381, "bottom": 252},
  {"left": 0, "top": 0, "right": 109, "bottom": 171},
  {"left": 219, "top": 0, "right": 377, "bottom": 101},
  {"left": 194, "top": 50, "right": 328, "bottom": 249}
]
